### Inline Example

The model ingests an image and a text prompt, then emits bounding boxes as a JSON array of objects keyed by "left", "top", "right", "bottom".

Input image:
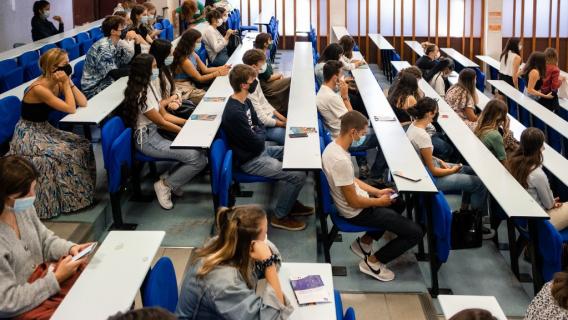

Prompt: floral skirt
[{"left": 9, "top": 120, "right": 96, "bottom": 219}]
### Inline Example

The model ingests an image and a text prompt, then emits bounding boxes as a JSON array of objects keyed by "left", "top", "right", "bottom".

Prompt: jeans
[
  {"left": 209, "top": 47, "right": 229, "bottom": 67},
  {"left": 135, "top": 125, "right": 208, "bottom": 190},
  {"left": 265, "top": 127, "right": 286, "bottom": 146},
  {"left": 347, "top": 199, "right": 423, "bottom": 264},
  {"left": 434, "top": 161, "right": 488, "bottom": 213},
  {"left": 431, "top": 132, "right": 455, "bottom": 161},
  {"left": 240, "top": 146, "right": 306, "bottom": 219},
  {"left": 348, "top": 131, "right": 388, "bottom": 180}
]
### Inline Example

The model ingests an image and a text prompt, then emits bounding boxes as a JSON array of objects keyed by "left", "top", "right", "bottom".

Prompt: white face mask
[
  {"left": 43, "top": 10, "right": 50, "bottom": 18},
  {"left": 217, "top": 18, "right": 224, "bottom": 25},
  {"left": 12, "top": 196, "right": 36, "bottom": 213},
  {"left": 259, "top": 63, "right": 267, "bottom": 73},
  {"left": 151, "top": 68, "right": 159, "bottom": 81},
  {"left": 164, "top": 55, "right": 174, "bottom": 66}
]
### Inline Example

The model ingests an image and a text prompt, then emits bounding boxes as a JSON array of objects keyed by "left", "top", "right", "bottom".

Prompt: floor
[{"left": 44, "top": 49, "right": 534, "bottom": 319}]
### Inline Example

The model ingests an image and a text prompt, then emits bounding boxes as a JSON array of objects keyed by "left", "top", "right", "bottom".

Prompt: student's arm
[
  {"left": 71, "top": 84, "right": 87, "bottom": 108},
  {"left": 33, "top": 81, "right": 77, "bottom": 114},
  {"left": 512, "top": 55, "right": 521, "bottom": 89},
  {"left": 181, "top": 57, "right": 220, "bottom": 83},
  {"left": 274, "top": 110, "right": 287, "bottom": 123},
  {"left": 340, "top": 184, "right": 392, "bottom": 209},
  {"left": 339, "top": 81, "right": 353, "bottom": 111},
  {"left": 268, "top": 73, "right": 283, "bottom": 82},
  {"left": 528, "top": 70, "right": 553, "bottom": 99},
  {"left": 196, "top": 53, "right": 230, "bottom": 75},
  {"left": 533, "top": 170, "right": 555, "bottom": 210},
  {"left": 226, "top": 107, "right": 266, "bottom": 153},
  {"left": 204, "top": 28, "right": 227, "bottom": 54},
  {"left": 463, "top": 107, "right": 478, "bottom": 122},
  {"left": 144, "top": 108, "right": 182, "bottom": 133},
  {"left": 354, "top": 178, "right": 394, "bottom": 196},
  {"left": 551, "top": 68, "right": 562, "bottom": 90},
  {"left": 161, "top": 108, "right": 186, "bottom": 126},
  {"left": 403, "top": 95, "right": 417, "bottom": 109},
  {"left": 420, "top": 147, "right": 460, "bottom": 177}
]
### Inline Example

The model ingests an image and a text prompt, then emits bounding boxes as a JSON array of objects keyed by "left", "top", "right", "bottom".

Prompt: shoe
[
  {"left": 482, "top": 226, "right": 495, "bottom": 240},
  {"left": 154, "top": 179, "right": 173, "bottom": 210},
  {"left": 271, "top": 216, "right": 306, "bottom": 231},
  {"left": 359, "top": 165, "right": 370, "bottom": 180},
  {"left": 359, "top": 257, "right": 395, "bottom": 282},
  {"left": 290, "top": 201, "right": 314, "bottom": 216},
  {"left": 350, "top": 237, "right": 372, "bottom": 259}
]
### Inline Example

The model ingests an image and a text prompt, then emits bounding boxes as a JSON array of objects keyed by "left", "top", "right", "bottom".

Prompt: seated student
[
  {"left": 149, "top": 39, "right": 184, "bottom": 121},
  {"left": 253, "top": 33, "right": 291, "bottom": 114},
  {"left": 242, "top": 49, "right": 287, "bottom": 146},
  {"left": 314, "top": 43, "right": 344, "bottom": 85},
  {"left": 520, "top": 52, "right": 554, "bottom": 103},
  {"left": 317, "top": 61, "right": 386, "bottom": 180},
  {"left": 387, "top": 72, "right": 420, "bottom": 126},
  {"left": 113, "top": 0, "right": 134, "bottom": 15},
  {"left": 415, "top": 42, "right": 440, "bottom": 80},
  {"left": 525, "top": 271, "right": 568, "bottom": 319},
  {"left": 406, "top": 98, "right": 488, "bottom": 216},
  {"left": 82, "top": 15, "right": 142, "bottom": 98},
  {"left": 0, "top": 156, "right": 92, "bottom": 318},
  {"left": 177, "top": 205, "right": 294, "bottom": 319},
  {"left": 129, "top": 4, "right": 153, "bottom": 56},
  {"left": 540, "top": 48, "right": 565, "bottom": 111},
  {"left": 499, "top": 38, "right": 523, "bottom": 90},
  {"left": 338, "top": 35, "right": 366, "bottom": 71},
  {"left": 384, "top": 66, "right": 424, "bottom": 97},
  {"left": 171, "top": 29, "right": 230, "bottom": 104},
  {"left": 508, "top": 128, "right": 568, "bottom": 231},
  {"left": 142, "top": 2, "right": 162, "bottom": 40},
  {"left": 428, "top": 57, "right": 454, "bottom": 98},
  {"left": 120, "top": 54, "right": 207, "bottom": 210},
  {"left": 109, "top": 307, "right": 177, "bottom": 320},
  {"left": 214, "top": 7, "right": 239, "bottom": 56},
  {"left": 444, "top": 68, "right": 480, "bottom": 131},
  {"left": 172, "top": 0, "right": 206, "bottom": 32},
  {"left": 474, "top": 99, "right": 517, "bottom": 165},
  {"left": 8, "top": 48, "right": 95, "bottom": 219},
  {"left": 31, "top": 1, "right": 64, "bottom": 41},
  {"left": 202, "top": 9, "right": 235, "bottom": 67},
  {"left": 221, "top": 64, "right": 313, "bottom": 231},
  {"left": 322, "top": 110, "right": 423, "bottom": 281}
]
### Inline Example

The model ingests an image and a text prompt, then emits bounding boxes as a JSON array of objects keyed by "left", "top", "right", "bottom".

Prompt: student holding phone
[{"left": 0, "top": 156, "right": 93, "bottom": 318}]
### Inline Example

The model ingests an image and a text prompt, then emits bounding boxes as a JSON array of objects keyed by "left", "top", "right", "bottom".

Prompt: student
[
  {"left": 141, "top": 2, "right": 162, "bottom": 40},
  {"left": 215, "top": 7, "right": 239, "bottom": 56},
  {"left": 31, "top": 1, "right": 63, "bottom": 41},
  {"left": 242, "top": 49, "right": 287, "bottom": 146},
  {"left": 337, "top": 35, "right": 366, "bottom": 71},
  {"left": 172, "top": 0, "right": 206, "bottom": 32},
  {"left": 322, "top": 110, "right": 423, "bottom": 281},
  {"left": 474, "top": 99, "right": 513, "bottom": 165},
  {"left": 109, "top": 307, "right": 177, "bottom": 320},
  {"left": 202, "top": 9, "right": 235, "bottom": 67},
  {"left": 113, "top": 0, "right": 135, "bottom": 14},
  {"left": 508, "top": 128, "right": 568, "bottom": 231},
  {"left": 520, "top": 52, "right": 554, "bottom": 102},
  {"left": 129, "top": 4, "right": 152, "bottom": 51},
  {"left": 82, "top": 15, "right": 141, "bottom": 98},
  {"left": 8, "top": 48, "right": 95, "bottom": 219},
  {"left": 253, "top": 33, "right": 291, "bottom": 114},
  {"left": 428, "top": 57, "right": 454, "bottom": 98},
  {"left": 176, "top": 205, "right": 294, "bottom": 319},
  {"left": 445, "top": 68, "right": 479, "bottom": 131},
  {"left": 221, "top": 64, "right": 313, "bottom": 231},
  {"left": 415, "top": 42, "right": 440, "bottom": 80},
  {"left": 384, "top": 66, "right": 424, "bottom": 97},
  {"left": 170, "top": 29, "right": 230, "bottom": 104},
  {"left": 120, "top": 54, "right": 207, "bottom": 210},
  {"left": 406, "top": 97, "right": 488, "bottom": 215},
  {"left": 149, "top": 39, "right": 183, "bottom": 118},
  {"left": 525, "top": 271, "right": 568, "bottom": 319},
  {"left": 540, "top": 47, "right": 565, "bottom": 111},
  {"left": 387, "top": 72, "right": 420, "bottom": 125},
  {"left": 0, "top": 156, "right": 92, "bottom": 318},
  {"left": 499, "top": 38, "right": 523, "bottom": 89},
  {"left": 314, "top": 43, "right": 344, "bottom": 85}
]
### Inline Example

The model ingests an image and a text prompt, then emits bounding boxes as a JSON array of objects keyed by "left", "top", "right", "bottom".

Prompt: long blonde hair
[
  {"left": 192, "top": 205, "right": 266, "bottom": 288},
  {"left": 39, "top": 48, "right": 68, "bottom": 79},
  {"left": 474, "top": 99, "right": 508, "bottom": 138}
]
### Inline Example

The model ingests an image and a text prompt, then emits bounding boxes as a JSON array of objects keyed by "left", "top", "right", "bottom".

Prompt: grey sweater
[
  {"left": 0, "top": 207, "right": 75, "bottom": 318},
  {"left": 527, "top": 166, "right": 555, "bottom": 210}
]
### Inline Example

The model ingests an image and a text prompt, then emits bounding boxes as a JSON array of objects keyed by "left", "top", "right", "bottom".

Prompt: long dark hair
[
  {"left": 130, "top": 4, "right": 146, "bottom": 27},
  {"left": 150, "top": 39, "right": 175, "bottom": 98},
  {"left": 318, "top": 43, "right": 344, "bottom": 63},
  {"left": 388, "top": 72, "right": 419, "bottom": 109},
  {"left": 171, "top": 29, "right": 202, "bottom": 75},
  {"left": 500, "top": 38, "right": 521, "bottom": 65},
  {"left": 507, "top": 127, "right": 545, "bottom": 188},
  {"left": 552, "top": 271, "right": 568, "bottom": 309},
  {"left": 0, "top": 156, "right": 39, "bottom": 210},
  {"left": 474, "top": 99, "right": 508, "bottom": 138},
  {"left": 33, "top": 0, "right": 50, "bottom": 17},
  {"left": 120, "top": 54, "right": 154, "bottom": 129},
  {"left": 406, "top": 97, "right": 438, "bottom": 120},
  {"left": 338, "top": 35, "right": 355, "bottom": 60},
  {"left": 521, "top": 52, "right": 546, "bottom": 79}
]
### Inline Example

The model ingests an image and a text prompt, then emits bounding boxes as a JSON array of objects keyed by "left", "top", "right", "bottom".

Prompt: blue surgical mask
[
  {"left": 164, "top": 56, "right": 174, "bottom": 66},
  {"left": 12, "top": 196, "right": 36, "bottom": 213},
  {"left": 259, "top": 63, "right": 267, "bottom": 73},
  {"left": 351, "top": 133, "right": 366, "bottom": 148},
  {"left": 43, "top": 10, "right": 50, "bottom": 19},
  {"left": 151, "top": 68, "right": 159, "bottom": 81},
  {"left": 194, "top": 42, "right": 202, "bottom": 51},
  {"left": 141, "top": 16, "right": 149, "bottom": 24}
]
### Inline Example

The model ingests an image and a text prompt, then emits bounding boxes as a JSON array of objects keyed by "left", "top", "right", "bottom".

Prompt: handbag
[
  {"left": 158, "top": 99, "right": 197, "bottom": 140},
  {"left": 450, "top": 209, "right": 483, "bottom": 249},
  {"left": 559, "top": 79, "right": 568, "bottom": 99}
]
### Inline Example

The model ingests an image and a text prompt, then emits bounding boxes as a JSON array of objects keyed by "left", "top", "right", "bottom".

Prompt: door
[{"left": 73, "top": 0, "right": 97, "bottom": 26}]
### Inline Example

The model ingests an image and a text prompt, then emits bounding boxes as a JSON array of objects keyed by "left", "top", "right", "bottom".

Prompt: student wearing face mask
[
  {"left": 415, "top": 42, "right": 441, "bottom": 81},
  {"left": 8, "top": 48, "right": 95, "bottom": 219},
  {"left": 215, "top": 7, "right": 240, "bottom": 56},
  {"left": 428, "top": 57, "right": 454, "bottom": 98},
  {"left": 31, "top": 1, "right": 64, "bottom": 41},
  {"left": 202, "top": 9, "right": 236, "bottom": 67},
  {"left": 0, "top": 156, "right": 94, "bottom": 319},
  {"left": 142, "top": 2, "right": 163, "bottom": 40},
  {"left": 129, "top": 4, "right": 153, "bottom": 54}
]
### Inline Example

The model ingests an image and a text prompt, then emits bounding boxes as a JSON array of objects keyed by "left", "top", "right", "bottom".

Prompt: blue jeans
[
  {"left": 348, "top": 132, "right": 388, "bottom": 179},
  {"left": 240, "top": 146, "right": 307, "bottom": 219},
  {"left": 209, "top": 47, "right": 229, "bottom": 67},
  {"left": 265, "top": 127, "right": 286, "bottom": 146},
  {"left": 434, "top": 161, "right": 488, "bottom": 213},
  {"left": 135, "top": 125, "right": 208, "bottom": 190},
  {"left": 431, "top": 133, "right": 455, "bottom": 161}
]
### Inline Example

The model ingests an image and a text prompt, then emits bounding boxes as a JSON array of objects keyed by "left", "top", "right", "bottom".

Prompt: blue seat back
[
  {"left": 58, "top": 38, "right": 80, "bottom": 60},
  {"left": 75, "top": 32, "right": 90, "bottom": 43},
  {"left": 18, "top": 51, "right": 39, "bottom": 67},
  {"left": 475, "top": 68, "right": 486, "bottom": 92},
  {"left": 428, "top": 191, "right": 452, "bottom": 263},
  {"left": 162, "top": 19, "right": 171, "bottom": 27},
  {"left": 141, "top": 257, "right": 178, "bottom": 313},
  {"left": 0, "top": 67, "right": 24, "bottom": 93},
  {"left": 219, "top": 150, "right": 234, "bottom": 207},
  {"left": 0, "top": 96, "right": 21, "bottom": 145},
  {"left": 23, "top": 62, "right": 41, "bottom": 81},
  {"left": 489, "top": 66, "right": 499, "bottom": 80},
  {"left": 72, "top": 60, "right": 85, "bottom": 89},
  {"left": 79, "top": 39, "right": 94, "bottom": 56},
  {"left": 39, "top": 43, "right": 57, "bottom": 55},
  {"left": 537, "top": 220, "right": 563, "bottom": 282},
  {"left": 197, "top": 46, "right": 208, "bottom": 65},
  {"left": 89, "top": 27, "right": 103, "bottom": 40},
  {"left": 334, "top": 290, "right": 343, "bottom": 320},
  {"left": 101, "top": 117, "right": 133, "bottom": 193},
  {"left": 210, "top": 139, "right": 227, "bottom": 196}
]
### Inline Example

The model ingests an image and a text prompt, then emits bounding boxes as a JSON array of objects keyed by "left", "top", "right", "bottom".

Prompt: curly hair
[
  {"left": 150, "top": 39, "right": 175, "bottom": 98},
  {"left": 171, "top": 29, "right": 202, "bottom": 76},
  {"left": 120, "top": 54, "right": 154, "bottom": 129}
]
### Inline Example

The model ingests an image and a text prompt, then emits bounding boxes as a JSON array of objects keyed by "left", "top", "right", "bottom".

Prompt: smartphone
[
  {"left": 390, "top": 193, "right": 399, "bottom": 200},
  {"left": 72, "top": 242, "right": 97, "bottom": 261},
  {"left": 392, "top": 171, "right": 422, "bottom": 182},
  {"left": 289, "top": 133, "right": 308, "bottom": 138}
]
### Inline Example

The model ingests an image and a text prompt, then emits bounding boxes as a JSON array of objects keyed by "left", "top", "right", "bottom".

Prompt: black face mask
[
  {"left": 247, "top": 79, "right": 258, "bottom": 94},
  {"left": 120, "top": 28, "right": 128, "bottom": 40},
  {"left": 57, "top": 64, "right": 72, "bottom": 76}
]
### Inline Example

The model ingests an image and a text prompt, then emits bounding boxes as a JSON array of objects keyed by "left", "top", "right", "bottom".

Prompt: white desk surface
[
  {"left": 282, "top": 42, "right": 321, "bottom": 170},
  {"left": 171, "top": 34, "right": 256, "bottom": 149},
  {"left": 51, "top": 231, "right": 165, "bottom": 320},
  {"left": 279, "top": 263, "right": 336, "bottom": 320},
  {"left": 438, "top": 295, "right": 507, "bottom": 320},
  {"left": 368, "top": 33, "right": 394, "bottom": 51},
  {"left": 351, "top": 66, "right": 437, "bottom": 193},
  {"left": 0, "top": 56, "right": 85, "bottom": 101},
  {"left": 254, "top": 10, "right": 273, "bottom": 25},
  {"left": 488, "top": 80, "right": 568, "bottom": 140},
  {"left": 441, "top": 48, "right": 479, "bottom": 68},
  {"left": 0, "top": 19, "right": 103, "bottom": 61},
  {"left": 391, "top": 60, "right": 411, "bottom": 71},
  {"left": 418, "top": 79, "right": 548, "bottom": 219},
  {"left": 405, "top": 40, "right": 424, "bottom": 57},
  {"left": 475, "top": 55, "right": 500, "bottom": 70}
]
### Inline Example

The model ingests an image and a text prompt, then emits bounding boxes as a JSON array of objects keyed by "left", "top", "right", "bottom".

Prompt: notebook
[
  {"left": 289, "top": 275, "right": 330, "bottom": 305},
  {"left": 190, "top": 114, "right": 217, "bottom": 121}
]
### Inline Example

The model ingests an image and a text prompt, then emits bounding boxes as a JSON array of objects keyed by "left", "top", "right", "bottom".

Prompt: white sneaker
[
  {"left": 154, "top": 179, "right": 173, "bottom": 210},
  {"left": 359, "top": 257, "right": 395, "bottom": 282},
  {"left": 350, "top": 237, "right": 372, "bottom": 259},
  {"left": 161, "top": 173, "right": 183, "bottom": 197}
]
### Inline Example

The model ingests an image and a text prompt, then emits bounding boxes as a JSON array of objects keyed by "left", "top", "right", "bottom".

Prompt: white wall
[{"left": 0, "top": 0, "right": 74, "bottom": 52}]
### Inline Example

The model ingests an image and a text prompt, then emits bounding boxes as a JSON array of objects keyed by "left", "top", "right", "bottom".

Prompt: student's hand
[
  {"left": 438, "top": 159, "right": 449, "bottom": 169},
  {"left": 554, "top": 197, "right": 563, "bottom": 208},
  {"left": 250, "top": 240, "right": 272, "bottom": 261},
  {"left": 339, "top": 80, "right": 349, "bottom": 98},
  {"left": 218, "top": 67, "right": 230, "bottom": 76},
  {"left": 275, "top": 120, "right": 286, "bottom": 127},
  {"left": 53, "top": 70, "right": 70, "bottom": 84},
  {"left": 543, "top": 92, "right": 554, "bottom": 99},
  {"left": 54, "top": 256, "right": 83, "bottom": 284},
  {"left": 275, "top": 73, "right": 284, "bottom": 80},
  {"left": 69, "top": 243, "right": 93, "bottom": 257},
  {"left": 375, "top": 194, "right": 393, "bottom": 207},
  {"left": 125, "top": 30, "right": 137, "bottom": 41},
  {"left": 53, "top": 16, "right": 63, "bottom": 23},
  {"left": 450, "top": 164, "right": 463, "bottom": 173},
  {"left": 168, "top": 101, "right": 181, "bottom": 110},
  {"left": 559, "top": 76, "right": 566, "bottom": 82},
  {"left": 373, "top": 188, "right": 394, "bottom": 198},
  {"left": 227, "top": 29, "right": 236, "bottom": 35}
]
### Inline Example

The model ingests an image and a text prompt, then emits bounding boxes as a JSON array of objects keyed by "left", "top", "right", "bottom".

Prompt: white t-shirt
[
  {"left": 137, "top": 81, "right": 161, "bottom": 130},
  {"left": 322, "top": 141, "right": 369, "bottom": 218},
  {"left": 316, "top": 85, "right": 348, "bottom": 137},
  {"left": 406, "top": 123, "right": 433, "bottom": 156},
  {"left": 429, "top": 72, "right": 446, "bottom": 97}
]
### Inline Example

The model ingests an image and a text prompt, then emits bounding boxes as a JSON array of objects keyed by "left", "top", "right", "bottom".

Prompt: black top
[
  {"left": 217, "top": 23, "right": 227, "bottom": 36},
  {"left": 221, "top": 97, "right": 266, "bottom": 165},
  {"left": 522, "top": 72, "right": 542, "bottom": 91},
  {"left": 31, "top": 16, "right": 63, "bottom": 41},
  {"left": 415, "top": 55, "right": 438, "bottom": 81},
  {"left": 21, "top": 100, "right": 52, "bottom": 122}
]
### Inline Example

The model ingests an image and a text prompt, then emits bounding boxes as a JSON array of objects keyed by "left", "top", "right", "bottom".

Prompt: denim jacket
[{"left": 176, "top": 241, "right": 294, "bottom": 320}]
